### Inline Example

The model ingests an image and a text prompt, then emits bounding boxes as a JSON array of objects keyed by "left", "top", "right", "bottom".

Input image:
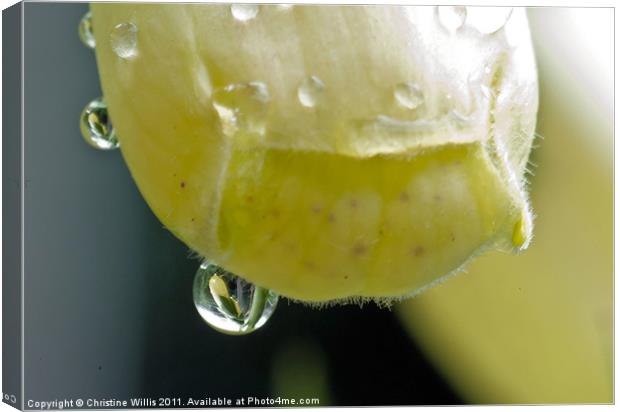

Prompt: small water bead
[
  {"left": 80, "top": 97, "right": 119, "bottom": 150},
  {"left": 393, "top": 82, "right": 424, "bottom": 110},
  {"left": 231, "top": 4, "right": 260, "bottom": 22},
  {"left": 297, "top": 75, "right": 325, "bottom": 108},
  {"left": 78, "top": 11, "right": 95, "bottom": 49},
  {"left": 193, "top": 260, "right": 279, "bottom": 335},
  {"left": 110, "top": 22, "right": 138, "bottom": 59},
  {"left": 212, "top": 81, "right": 271, "bottom": 137},
  {"left": 436, "top": 6, "right": 467, "bottom": 33},
  {"left": 466, "top": 7, "right": 513, "bottom": 34}
]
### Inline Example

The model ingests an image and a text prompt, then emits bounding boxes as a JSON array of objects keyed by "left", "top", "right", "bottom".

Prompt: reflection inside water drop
[
  {"left": 78, "top": 11, "right": 96, "bottom": 49},
  {"left": 231, "top": 4, "right": 260, "bottom": 22},
  {"left": 193, "top": 260, "right": 279, "bottom": 335},
  {"left": 110, "top": 22, "right": 138, "bottom": 59},
  {"left": 80, "top": 97, "right": 119, "bottom": 150},
  {"left": 436, "top": 6, "right": 467, "bottom": 33}
]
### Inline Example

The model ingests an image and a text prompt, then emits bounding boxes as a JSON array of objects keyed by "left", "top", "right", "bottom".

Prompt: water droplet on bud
[
  {"left": 231, "top": 4, "right": 260, "bottom": 22},
  {"left": 437, "top": 6, "right": 467, "bottom": 33},
  {"left": 193, "top": 260, "right": 279, "bottom": 335},
  {"left": 467, "top": 7, "right": 513, "bottom": 34},
  {"left": 80, "top": 97, "right": 119, "bottom": 150},
  {"left": 78, "top": 11, "right": 96, "bottom": 49},
  {"left": 394, "top": 82, "right": 424, "bottom": 110},
  {"left": 110, "top": 22, "right": 138, "bottom": 59},
  {"left": 297, "top": 75, "right": 325, "bottom": 108},
  {"left": 212, "top": 81, "right": 271, "bottom": 137}
]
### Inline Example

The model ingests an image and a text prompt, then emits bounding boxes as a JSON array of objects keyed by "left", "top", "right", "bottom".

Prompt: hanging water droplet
[
  {"left": 297, "top": 75, "right": 325, "bottom": 108},
  {"left": 110, "top": 22, "right": 138, "bottom": 59},
  {"left": 393, "top": 82, "right": 424, "bottom": 110},
  {"left": 193, "top": 260, "right": 279, "bottom": 335},
  {"left": 231, "top": 4, "right": 259, "bottom": 22},
  {"left": 466, "top": 7, "right": 513, "bottom": 34},
  {"left": 80, "top": 97, "right": 119, "bottom": 150},
  {"left": 436, "top": 6, "right": 467, "bottom": 33},
  {"left": 78, "top": 11, "right": 96, "bottom": 49},
  {"left": 212, "top": 81, "right": 270, "bottom": 137}
]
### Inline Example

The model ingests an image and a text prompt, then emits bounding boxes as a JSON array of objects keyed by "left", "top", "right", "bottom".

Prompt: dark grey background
[
  {"left": 20, "top": 2, "right": 461, "bottom": 407},
  {"left": 3, "top": 2, "right": 23, "bottom": 409}
]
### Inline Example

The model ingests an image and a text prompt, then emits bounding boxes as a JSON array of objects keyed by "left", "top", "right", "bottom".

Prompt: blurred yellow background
[{"left": 398, "top": 8, "right": 613, "bottom": 404}]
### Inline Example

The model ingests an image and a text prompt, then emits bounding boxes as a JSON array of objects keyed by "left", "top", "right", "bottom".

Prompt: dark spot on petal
[
  {"left": 98, "top": 366, "right": 102, "bottom": 371},
  {"left": 328, "top": 213, "right": 336, "bottom": 223},
  {"left": 411, "top": 246, "right": 425, "bottom": 257},
  {"left": 349, "top": 199, "right": 358, "bottom": 209},
  {"left": 311, "top": 204, "right": 323, "bottom": 214},
  {"left": 352, "top": 242, "right": 367, "bottom": 256},
  {"left": 302, "top": 261, "right": 316, "bottom": 270},
  {"left": 399, "top": 192, "right": 410, "bottom": 202},
  {"left": 246, "top": 195, "right": 254, "bottom": 202},
  {"left": 191, "top": 218, "right": 195, "bottom": 222},
  {"left": 450, "top": 233, "right": 456, "bottom": 242},
  {"left": 434, "top": 195, "right": 442, "bottom": 202},
  {"left": 180, "top": 181, "right": 186, "bottom": 188},
  {"left": 344, "top": 275, "right": 349, "bottom": 280}
]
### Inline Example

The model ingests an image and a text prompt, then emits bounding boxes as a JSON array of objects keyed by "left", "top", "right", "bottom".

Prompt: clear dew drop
[
  {"left": 231, "top": 4, "right": 260, "bottom": 22},
  {"left": 297, "top": 75, "right": 325, "bottom": 108},
  {"left": 193, "top": 260, "right": 279, "bottom": 335},
  {"left": 212, "top": 81, "right": 270, "bottom": 137},
  {"left": 393, "top": 82, "right": 424, "bottom": 110},
  {"left": 436, "top": 6, "right": 467, "bottom": 33},
  {"left": 110, "top": 22, "right": 138, "bottom": 59},
  {"left": 466, "top": 7, "right": 513, "bottom": 34},
  {"left": 78, "top": 11, "right": 96, "bottom": 49},
  {"left": 79, "top": 97, "right": 119, "bottom": 150}
]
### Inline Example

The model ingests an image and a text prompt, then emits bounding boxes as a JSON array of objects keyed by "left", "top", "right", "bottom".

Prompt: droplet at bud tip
[{"left": 193, "top": 260, "right": 278, "bottom": 335}]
